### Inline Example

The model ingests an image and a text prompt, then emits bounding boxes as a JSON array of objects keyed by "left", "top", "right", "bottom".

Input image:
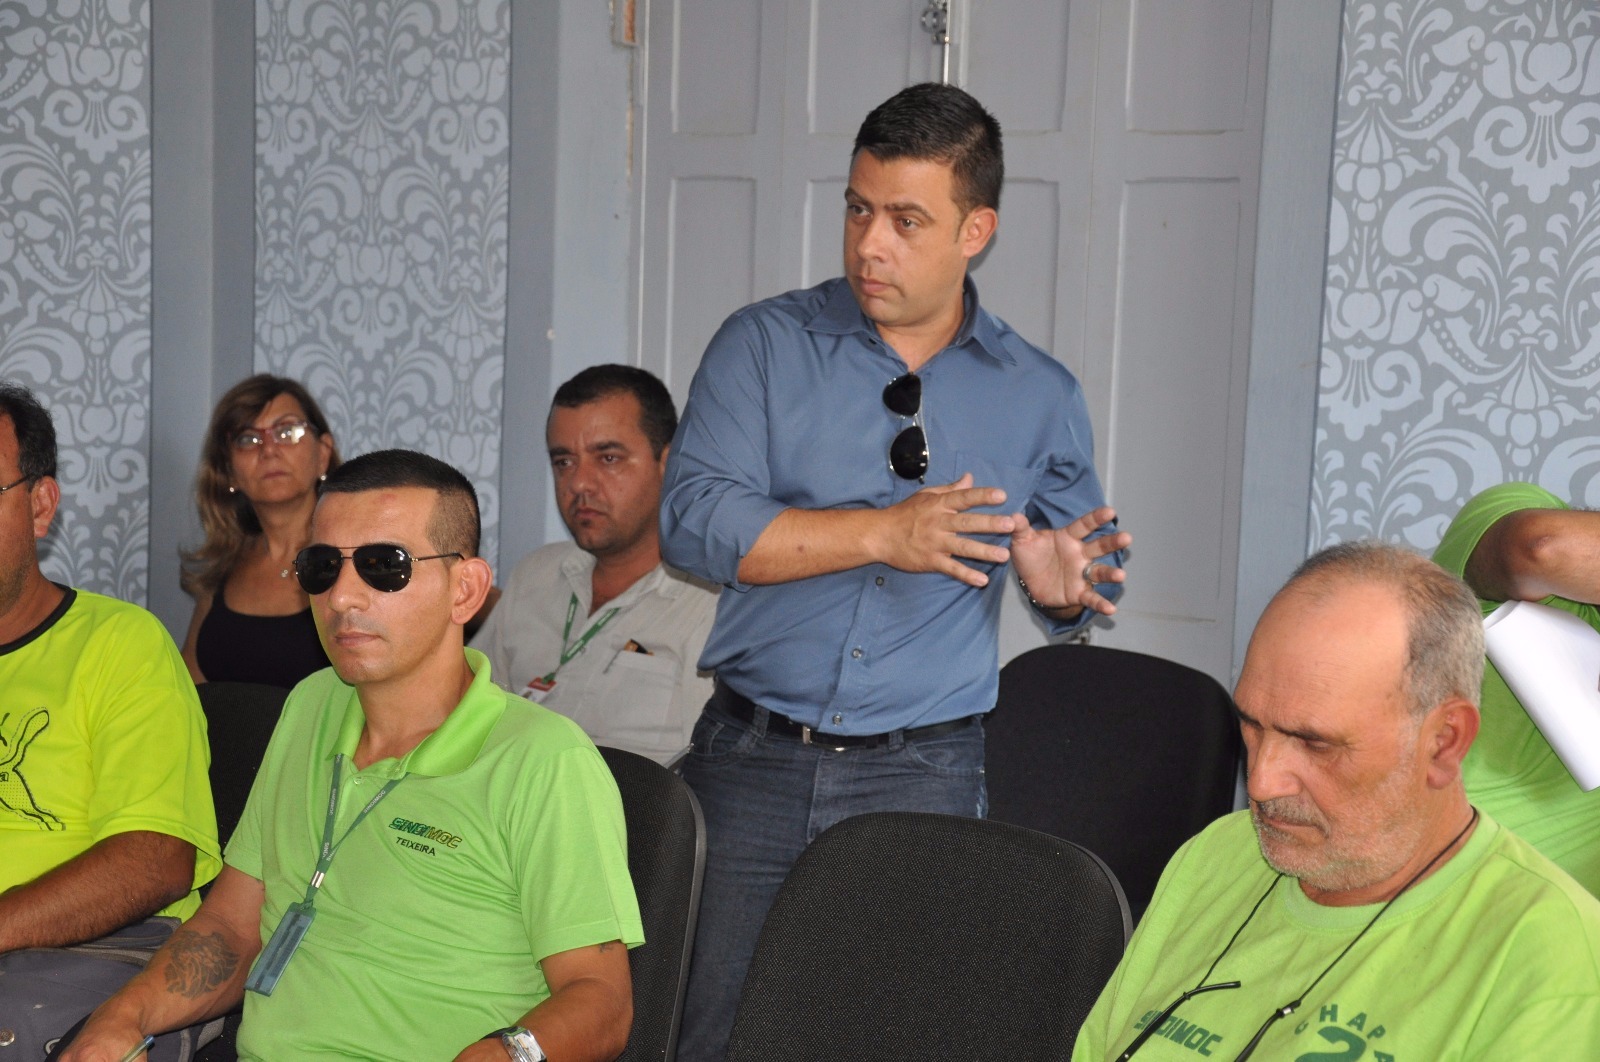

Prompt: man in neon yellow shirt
[
  {"left": 0, "top": 383, "right": 220, "bottom": 1058},
  {"left": 1433, "top": 482, "right": 1600, "bottom": 894},
  {"left": 67, "top": 450, "right": 643, "bottom": 1062},
  {"left": 1073, "top": 542, "right": 1600, "bottom": 1060}
]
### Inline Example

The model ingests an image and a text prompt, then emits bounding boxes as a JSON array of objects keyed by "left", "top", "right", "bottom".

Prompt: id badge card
[{"left": 245, "top": 900, "right": 316, "bottom": 996}]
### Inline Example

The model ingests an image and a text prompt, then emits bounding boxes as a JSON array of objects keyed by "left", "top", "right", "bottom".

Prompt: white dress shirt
[{"left": 471, "top": 541, "right": 718, "bottom": 764}]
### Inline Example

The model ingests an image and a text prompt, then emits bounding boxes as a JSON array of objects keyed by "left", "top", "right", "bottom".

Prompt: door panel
[
  {"left": 1109, "top": 179, "right": 1241, "bottom": 620},
  {"left": 1083, "top": 0, "right": 1268, "bottom": 682},
  {"left": 666, "top": 178, "right": 759, "bottom": 399},
  {"left": 675, "top": 0, "right": 762, "bottom": 134}
]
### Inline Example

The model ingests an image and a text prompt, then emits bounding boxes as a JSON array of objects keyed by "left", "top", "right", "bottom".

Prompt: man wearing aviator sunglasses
[
  {"left": 69, "top": 450, "right": 643, "bottom": 1062},
  {"left": 662, "top": 83, "right": 1132, "bottom": 1058},
  {"left": 1072, "top": 543, "right": 1600, "bottom": 1061}
]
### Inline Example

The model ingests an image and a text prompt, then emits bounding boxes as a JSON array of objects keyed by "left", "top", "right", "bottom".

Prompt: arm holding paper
[
  {"left": 1434, "top": 482, "right": 1600, "bottom": 896},
  {"left": 1466, "top": 506, "right": 1600, "bottom": 605}
]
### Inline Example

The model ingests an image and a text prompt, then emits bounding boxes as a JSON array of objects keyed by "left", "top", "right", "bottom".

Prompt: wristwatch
[{"left": 485, "top": 1025, "right": 546, "bottom": 1062}]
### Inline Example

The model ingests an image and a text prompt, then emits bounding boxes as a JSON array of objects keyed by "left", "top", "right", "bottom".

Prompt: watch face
[{"left": 501, "top": 1027, "right": 545, "bottom": 1062}]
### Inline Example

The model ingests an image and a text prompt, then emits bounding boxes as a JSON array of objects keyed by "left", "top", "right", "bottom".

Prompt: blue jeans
[{"left": 676, "top": 700, "right": 987, "bottom": 1062}]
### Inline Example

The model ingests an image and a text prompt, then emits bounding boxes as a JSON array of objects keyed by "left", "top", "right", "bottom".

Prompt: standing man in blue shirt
[{"left": 660, "top": 82, "right": 1131, "bottom": 1059}]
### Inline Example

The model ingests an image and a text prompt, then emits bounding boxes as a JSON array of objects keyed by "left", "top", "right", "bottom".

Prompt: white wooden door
[
  {"left": 635, "top": 0, "right": 1267, "bottom": 686},
  {"left": 1073, "top": 0, "right": 1268, "bottom": 684}
]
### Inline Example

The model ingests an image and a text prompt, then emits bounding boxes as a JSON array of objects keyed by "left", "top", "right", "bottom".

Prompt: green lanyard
[
  {"left": 539, "top": 593, "right": 620, "bottom": 685},
  {"left": 245, "top": 753, "right": 404, "bottom": 997},
  {"left": 302, "top": 753, "right": 404, "bottom": 904}
]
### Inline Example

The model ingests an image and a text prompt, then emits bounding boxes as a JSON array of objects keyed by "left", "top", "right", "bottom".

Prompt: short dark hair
[
  {"left": 0, "top": 382, "right": 58, "bottom": 481},
  {"left": 853, "top": 82, "right": 1004, "bottom": 216},
  {"left": 551, "top": 364, "right": 678, "bottom": 457},
  {"left": 321, "top": 449, "right": 480, "bottom": 558}
]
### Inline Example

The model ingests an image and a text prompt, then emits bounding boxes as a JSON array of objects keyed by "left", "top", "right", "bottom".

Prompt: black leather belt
[{"left": 711, "top": 682, "right": 977, "bottom": 750}]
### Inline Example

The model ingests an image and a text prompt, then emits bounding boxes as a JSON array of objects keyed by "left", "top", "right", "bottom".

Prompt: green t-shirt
[
  {"left": 1072, "top": 811, "right": 1600, "bottom": 1061},
  {"left": 225, "top": 649, "right": 644, "bottom": 1061},
  {"left": 0, "top": 588, "right": 220, "bottom": 918},
  {"left": 1433, "top": 482, "right": 1600, "bottom": 893}
]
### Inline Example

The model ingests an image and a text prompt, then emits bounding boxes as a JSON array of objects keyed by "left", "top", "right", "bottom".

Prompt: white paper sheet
[{"left": 1483, "top": 600, "right": 1600, "bottom": 792}]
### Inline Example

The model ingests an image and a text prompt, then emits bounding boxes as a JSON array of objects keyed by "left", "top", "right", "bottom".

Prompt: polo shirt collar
[
  {"left": 332, "top": 648, "right": 505, "bottom": 778},
  {"left": 804, "top": 275, "right": 1015, "bottom": 366}
]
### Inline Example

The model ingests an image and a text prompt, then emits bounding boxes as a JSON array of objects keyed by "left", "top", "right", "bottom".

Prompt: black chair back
[
  {"left": 197, "top": 681, "right": 289, "bottom": 848},
  {"left": 190, "top": 681, "right": 288, "bottom": 1062},
  {"left": 987, "top": 644, "right": 1241, "bottom": 920},
  {"left": 727, "top": 811, "right": 1128, "bottom": 1062},
  {"left": 598, "top": 745, "right": 706, "bottom": 1062}
]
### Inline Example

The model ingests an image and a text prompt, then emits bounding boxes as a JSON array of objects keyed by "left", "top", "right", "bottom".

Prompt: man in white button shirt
[{"left": 472, "top": 365, "right": 717, "bottom": 764}]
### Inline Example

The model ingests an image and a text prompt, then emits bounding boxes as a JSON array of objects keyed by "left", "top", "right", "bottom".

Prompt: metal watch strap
[{"left": 499, "top": 1026, "right": 545, "bottom": 1062}]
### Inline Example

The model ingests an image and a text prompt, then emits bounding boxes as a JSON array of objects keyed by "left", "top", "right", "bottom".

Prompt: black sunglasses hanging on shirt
[{"left": 883, "top": 373, "right": 928, "bottom": 482}]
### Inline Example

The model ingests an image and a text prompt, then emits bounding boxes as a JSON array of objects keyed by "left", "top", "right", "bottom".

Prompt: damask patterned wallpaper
[
  {"left": 0, "top": 1, "right": 152, "bottom": 600},
  {"left": 1313, "top": 0, "right": 1600, "bottom": 549},
  {"left": 255, "top": 0, "right": 509, "bottom": 568}
]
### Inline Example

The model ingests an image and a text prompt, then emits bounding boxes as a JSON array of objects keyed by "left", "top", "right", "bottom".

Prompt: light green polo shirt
[
  {"left": 1434, "top": 482, "right": 1600, "bottom": 894},
  {"left": 226, "top": 649, "right": 643, "bottom": 1060}
]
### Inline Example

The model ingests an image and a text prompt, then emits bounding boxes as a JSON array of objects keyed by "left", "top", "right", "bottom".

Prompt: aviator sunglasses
[
  {"left": 883, "top": 373, "right": 929, "bottom": 481},
  {"left": 293, "top": 543, "right": 463, "bottom": 595}
]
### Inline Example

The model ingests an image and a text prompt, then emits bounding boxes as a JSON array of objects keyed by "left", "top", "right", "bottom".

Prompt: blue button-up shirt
[{"left": 661, "top": 277, "right": 1120, "bottom": 734}]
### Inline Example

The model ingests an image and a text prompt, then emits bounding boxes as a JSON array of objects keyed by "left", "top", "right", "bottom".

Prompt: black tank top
[{"left": 195, "top": 582, "right": 328, "bottom": 689}]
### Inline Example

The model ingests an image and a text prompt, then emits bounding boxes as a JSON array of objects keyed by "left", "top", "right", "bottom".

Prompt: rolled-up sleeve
[
  {"left": 661, "top": 312, "right": 791, "bottom": 591},
  {"left": 1024, "top": 371, "right": 1125, "bottom": 636}
]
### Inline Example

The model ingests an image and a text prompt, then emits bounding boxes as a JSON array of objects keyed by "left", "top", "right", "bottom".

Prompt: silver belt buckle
[{"left": 800, "top": 724, "right": 849, "bottom": 752}]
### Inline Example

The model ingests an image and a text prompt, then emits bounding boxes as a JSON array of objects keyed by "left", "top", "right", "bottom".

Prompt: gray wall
[
  {"left": 1311, "top": 0, "right": 1600, "bottom": 549},
  {"left": 0, "top": 2, "right": 154, "bottom": 601},
  {"left": 254, "top": 0, "right": 511, "bottom": 571},
  {"left": 0, "top": 0, "right": 638, "bottom": 640}
]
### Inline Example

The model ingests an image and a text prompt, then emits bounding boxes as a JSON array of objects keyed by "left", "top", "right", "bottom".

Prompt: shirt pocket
[
  {"left": 948, "top": 450, "right": 1043, "bottom": 576},
  {"left": 591, "top": 648, "right": 682, "bottom": 761}
]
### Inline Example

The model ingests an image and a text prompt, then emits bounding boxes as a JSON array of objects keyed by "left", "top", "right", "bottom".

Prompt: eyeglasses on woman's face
[{"left": 232, "top": 418, "right": 313, "bottom": 452}]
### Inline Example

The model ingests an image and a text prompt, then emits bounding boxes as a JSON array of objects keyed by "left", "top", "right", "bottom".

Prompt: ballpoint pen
[{"left": 116, "top": 1035, "right": 156, "bottom": 1062}]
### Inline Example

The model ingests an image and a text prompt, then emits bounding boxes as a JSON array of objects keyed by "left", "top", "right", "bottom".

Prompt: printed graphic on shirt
[
  {"left": 1128, "top": 1000, "right": 1398, "bottom": 1060},
  {"left": 1290, "top": 1003, "right": 1396, "bottom": 1062},
  {"left": 0, "top": 707, "right": 62, "bottom": 829},
  {"left": 1130, "top": 1009, "right": 1223, "bottom": 1055},
  {"left": 388, "top": 816, "right": 464, "bottom": 857}
]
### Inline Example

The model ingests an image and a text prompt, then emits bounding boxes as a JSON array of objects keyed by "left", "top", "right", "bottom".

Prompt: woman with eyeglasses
[{"left": 179, "top": 374, "right": 341, "bottom": 688}]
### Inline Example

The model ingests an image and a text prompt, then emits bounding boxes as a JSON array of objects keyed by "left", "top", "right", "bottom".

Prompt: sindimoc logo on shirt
[{"left": 387, "top": 816, "right": 464, "bottom": 856}]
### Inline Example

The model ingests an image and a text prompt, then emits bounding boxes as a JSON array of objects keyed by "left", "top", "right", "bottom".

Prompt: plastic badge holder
[{"left": 244, "top": 901, "right": 316, "bottom": 996}]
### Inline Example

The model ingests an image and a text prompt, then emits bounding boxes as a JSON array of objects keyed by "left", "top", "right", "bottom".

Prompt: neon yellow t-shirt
[
  {"left": 226, "top": 650, "right": 644, "bottom": 1060},
  {"left": 0, "top": 588, "right": 221, "bottom": 918},
  {"left": 1073, "top": 811, "right": 1600, "bottom": 1061},
  {"left": 1433, "top": 481, "right": 1600, "bottom": 893}
]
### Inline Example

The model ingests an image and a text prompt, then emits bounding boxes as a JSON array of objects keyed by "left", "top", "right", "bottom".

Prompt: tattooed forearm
[{"left": 163, "top": 929, "right": 242, "bottom": 998}]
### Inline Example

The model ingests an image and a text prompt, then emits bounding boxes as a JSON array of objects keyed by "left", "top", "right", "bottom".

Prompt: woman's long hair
[{"left": 180, "top": 375, "right": 342, "bottom": 597}]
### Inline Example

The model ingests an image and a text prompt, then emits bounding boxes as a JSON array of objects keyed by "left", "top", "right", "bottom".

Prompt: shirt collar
[
  {"left": 332, "top": 648, "right": 506, "bottom": 778},
  {"left": 804, "top": 275, "right": 1015, "bottom": 366},
  {"left": 559, "top": 546, "right": 676, "bottom": 605}
]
